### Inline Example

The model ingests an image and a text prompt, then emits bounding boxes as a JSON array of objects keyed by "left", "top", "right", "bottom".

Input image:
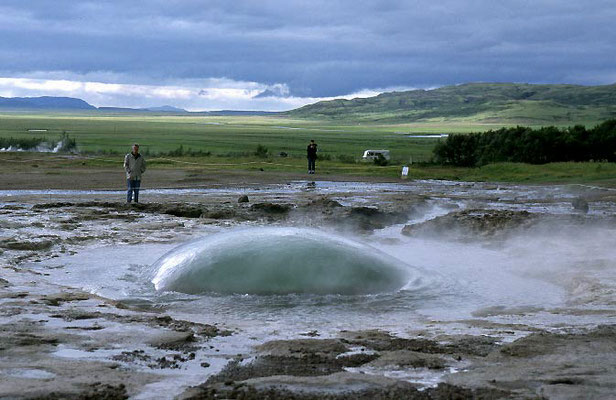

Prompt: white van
[{"left": 362, "top": 150, "right": 390, "bottom": 161}]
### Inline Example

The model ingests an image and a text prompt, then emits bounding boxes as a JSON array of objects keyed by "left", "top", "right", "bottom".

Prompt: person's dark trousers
[
  {"left": 127, "top": 179, "right": 141, "bottom": 203},
  {"left": 308, "top": 157, "right": 316, "bottom": 173}
]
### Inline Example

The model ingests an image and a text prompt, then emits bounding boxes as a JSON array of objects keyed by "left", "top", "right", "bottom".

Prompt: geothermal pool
[
  {"left": 32, "top": 207, "right": 614, "bottom": 336},
  {"left": 4, "top": 180, "right": 616, "bottom": 398}
]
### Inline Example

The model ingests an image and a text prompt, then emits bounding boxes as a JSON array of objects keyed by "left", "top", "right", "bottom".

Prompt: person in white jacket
[{"left": 124, "top": 143, "right": 146, "bottom": 203}]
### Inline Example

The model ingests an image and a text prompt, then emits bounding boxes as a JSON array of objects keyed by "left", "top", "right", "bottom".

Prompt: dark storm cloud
[{"left": 0, "top": 0, "right": 614, "bottom": 97}]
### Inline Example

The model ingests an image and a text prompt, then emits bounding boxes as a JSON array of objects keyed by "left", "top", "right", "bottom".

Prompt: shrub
[
  {"left": 0, "top": 137, "right": 46, "bottom": 149},
  {"left": 433, "top": 119, "right": 616, "bottom": 166},
  {"left": 254, "top": 144, "right": 269, "bottom": 158},
  {"left": 168, "top": 145, "right": 184, "bottom": 157},
  {"left": 0, "top": 133, "right": 78, "bottom": 153},
  {"left": 58, "top": 133, "right": 77, "bottom": 152},
  {"left": 337, "top": 154, "right": 357, "bottom": 164},
  {"left": 373, "top": 153, "right": 389, "bottom": 166}
]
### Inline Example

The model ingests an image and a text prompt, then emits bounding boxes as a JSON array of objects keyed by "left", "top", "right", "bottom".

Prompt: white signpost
[{"left": 401, "top": 166, "right": 409, "bottom": 179}]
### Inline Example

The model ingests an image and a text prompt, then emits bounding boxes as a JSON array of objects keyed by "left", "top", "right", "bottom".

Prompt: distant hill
[
  {"left": 204, "top": 110, "right": 279, "bottom": 116},
  {"left": 285, "top": 83, "right": 616, "bottom": 124},
  {"left": 142, "top": 105, "right": 187, "bottom": 112},
  {"left": 0, "top": 96, "right": 96, "bottom": 110},
  {"left": 0, "top": 96, "right": 276, "bottom": 116},
  {"left": 97, "top": 106, "right": 188, "bottom": 113},
  {"left": 0, "top": 97, "right": 191, "bottom": 113},
  {"left": 96, "top": 107, "right": 143, "bottom": 113}
]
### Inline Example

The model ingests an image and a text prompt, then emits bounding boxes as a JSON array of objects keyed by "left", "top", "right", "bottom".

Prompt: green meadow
[
  {"left": 0, "top": 111, "right": 614, "bottom": 185},
  {"left": 0, "top": 112, "right": 489, "bottom": 162}
]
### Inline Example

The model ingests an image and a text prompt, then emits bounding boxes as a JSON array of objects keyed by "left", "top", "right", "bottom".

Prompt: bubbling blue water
[{"left": 151, "top": 227, "right": 412, "bottom": 295}]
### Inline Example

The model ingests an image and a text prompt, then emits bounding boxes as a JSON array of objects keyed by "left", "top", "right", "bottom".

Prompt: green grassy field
[
  {"left": 0, "top": 111, "right": 586, "bottom": 159},
  {"left": 1, "top": 111, "right": 614, "bottom": 185},
  {"left": 409, "top": 162, "right": 616, "bottom": 185},
  {"left": 0, "top": 112, "right": 492, "bottom": 163}
]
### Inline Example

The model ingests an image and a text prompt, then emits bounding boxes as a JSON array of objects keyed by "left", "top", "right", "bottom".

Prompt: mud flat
[{"left": 1, "top": 179, "right": 616, "bottom": 399}]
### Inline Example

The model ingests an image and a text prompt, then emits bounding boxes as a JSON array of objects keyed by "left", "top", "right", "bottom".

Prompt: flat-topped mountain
[{"left": 0, "top": 96, "right": 96, "bottom": 110}]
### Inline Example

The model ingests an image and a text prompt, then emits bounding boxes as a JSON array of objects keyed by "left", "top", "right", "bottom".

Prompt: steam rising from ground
[
  {"left": 151, "top": 227, "right": 412, "bottom": 295},
  {"left": 0, "top": 138, "right": 74, "bottom": 153}
]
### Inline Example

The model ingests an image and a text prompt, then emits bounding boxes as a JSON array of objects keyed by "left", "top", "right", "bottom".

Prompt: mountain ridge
[
  {"left": 0, "top": 96, "right": 273, "bottom": 115},
  {"left": 0, "top": 96, "right": 96, "bottom": 110},
  {"left": 2, "top": 82, "right": 616, "bottom": 124},
  {"left": 285, "top": 82, "right": 616, "bottom": 124}
]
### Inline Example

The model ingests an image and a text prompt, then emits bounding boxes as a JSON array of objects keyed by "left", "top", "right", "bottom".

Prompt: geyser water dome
[{"left": 151, "top": 227, "right": 411, "bottom": 295}]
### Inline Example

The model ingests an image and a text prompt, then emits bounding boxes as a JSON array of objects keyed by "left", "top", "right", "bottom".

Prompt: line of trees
[{"left": 433, "top": 119, "right": 616, "bottom": 166}]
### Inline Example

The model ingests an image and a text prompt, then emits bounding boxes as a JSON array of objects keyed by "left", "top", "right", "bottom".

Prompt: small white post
[{"left": 401, "top": 166, "right": 409, "bottom": 179}]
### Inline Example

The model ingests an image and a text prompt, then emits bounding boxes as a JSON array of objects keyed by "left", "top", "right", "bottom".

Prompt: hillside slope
[{"left": 286, "top": 83, "right": 616, "bottom": 124}]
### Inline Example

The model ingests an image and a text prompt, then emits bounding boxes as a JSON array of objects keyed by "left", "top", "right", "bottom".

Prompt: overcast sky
[{"left": 0, "top": 0, "right": 614, "bottom": 111}]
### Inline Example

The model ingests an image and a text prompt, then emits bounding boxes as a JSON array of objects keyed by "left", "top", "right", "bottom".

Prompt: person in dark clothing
[{"left": 307, "top": 139, "right": 318, "bottom": 174}]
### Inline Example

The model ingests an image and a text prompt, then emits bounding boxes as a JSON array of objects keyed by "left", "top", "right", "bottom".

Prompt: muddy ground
[
  {"left": 1, "top": 162, "right": 616, "bottom": 399},
  {"left": 0, "top": 153, "right": 401, "bottom": 191}
]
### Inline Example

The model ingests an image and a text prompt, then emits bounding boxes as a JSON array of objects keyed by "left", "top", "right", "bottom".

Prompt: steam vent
[{"left": 151, "top": 227, "right": 410, "bottom": 295}]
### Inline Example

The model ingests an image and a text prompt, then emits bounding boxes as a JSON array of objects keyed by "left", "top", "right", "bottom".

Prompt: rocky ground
[
  {"left": 180, "top": 325, "right": 616, "bottom": 399},
  {"left": 1, "top": 176, "right": 616, "bottom": 399}
]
